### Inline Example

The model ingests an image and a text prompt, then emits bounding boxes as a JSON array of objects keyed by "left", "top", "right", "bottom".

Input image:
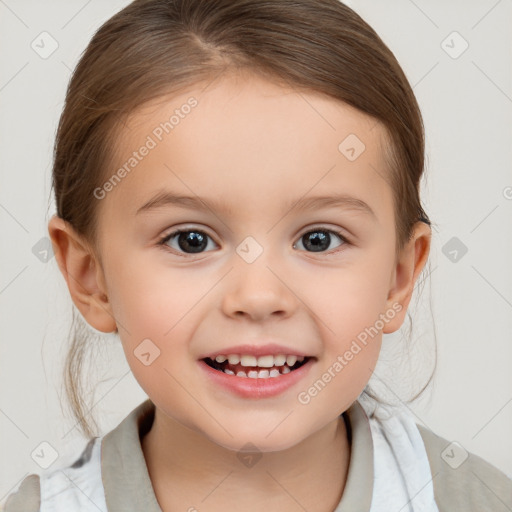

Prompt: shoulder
[
  {"left": 417, "top": 424, "right": 512, "bottom": 511},
  {"left": 2, "top": 473, "right": 40, "bottom": 512},
  {"left": 2, "top": 436, "right": 104, "bottom": 512}
]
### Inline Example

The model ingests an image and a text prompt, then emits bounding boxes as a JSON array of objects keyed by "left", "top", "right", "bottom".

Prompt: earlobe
[
  {"left": 383, "top": 221, "right": 431, "bottom": 334},
  {"left": 48, "top": 215, "right": 117, "bottom": 333}
]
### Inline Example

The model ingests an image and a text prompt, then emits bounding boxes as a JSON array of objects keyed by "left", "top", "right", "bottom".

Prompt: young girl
[{"left": 4, "top": 0, "right": 511, "bottom": 511}]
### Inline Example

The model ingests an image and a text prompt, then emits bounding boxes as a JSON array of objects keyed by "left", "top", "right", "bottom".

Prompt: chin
[{"left": 206, "top": 428, "right": 305, "bottom": 454}]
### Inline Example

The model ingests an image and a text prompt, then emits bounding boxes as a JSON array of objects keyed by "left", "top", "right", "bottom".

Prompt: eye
[
  {"left": 293, "top": 228, "right": 349, "bottom": 253},
  {"left": 157, "top": 226, "right": 349, "bottom": 256},
  {"left": 158, "top": 228, "right": 218, "bottom": 255}
]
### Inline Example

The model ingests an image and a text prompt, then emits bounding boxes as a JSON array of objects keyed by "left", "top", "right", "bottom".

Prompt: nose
[{"left": 221, "top": 258, "right": 298, "bottom": 322}]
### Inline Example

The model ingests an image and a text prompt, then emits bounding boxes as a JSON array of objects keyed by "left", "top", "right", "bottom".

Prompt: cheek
[
  {"left": 295, "top": 255, "right": 391, "bottom": 397},
  {"left": 108, "top": 254, "right": 204, "bottom": 335},
  {"left": 104, "top": 275, "right": 183, "bottom": 394},
  {"left": 302, "top": 277, "right": 385, "bottom": 415},
  {"left": 107, "top": 263, "right": 204, "bottom": 409},
  {"left": 294, "top": 254, "right": 392, "bottom": 335}
]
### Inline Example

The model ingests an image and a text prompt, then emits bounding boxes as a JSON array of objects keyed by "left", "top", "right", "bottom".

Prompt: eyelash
[{"left": 157, "top": 226, "right": 351, "bottom": 257}]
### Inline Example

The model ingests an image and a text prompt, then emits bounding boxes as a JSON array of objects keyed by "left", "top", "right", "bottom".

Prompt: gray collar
[{"left": 101, "top": 399, "right": 374, "bottom": 511}]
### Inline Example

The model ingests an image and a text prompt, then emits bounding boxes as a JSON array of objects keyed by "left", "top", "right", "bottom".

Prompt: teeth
[
  {"left": 247, "top": 369, "right": 270, "bottom": 378},
  {"left": 256, "top": 355, "right": 274, "bottom": 368},
  {"left": 272, "top": 355, "right": 287, "bottom": 366},
  {"left": 208, "top": 353, "right": 311, "bottom": 379},
  {"left": 213, "top": 353, "right": 305, "bottom": 367},
  {"left": 232, "top": 368, "right": 281, "bottom": 378},
  {"left": 220, "top": 364, "right": 297, "bottom": 378},
  {"left": 240, "top": 355, "right": 258, "bottom": 367},
  {"left": 286, "top": 355, "right": 297, "bottom": 366},
  {"left": 228, "top": 354, "right": 240, "bottom": 364}
]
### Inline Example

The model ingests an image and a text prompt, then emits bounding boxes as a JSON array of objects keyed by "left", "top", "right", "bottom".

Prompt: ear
[
  {"left": 48, "top": 214, "right": 117, "bottom": 333},
  {"left": 383, "top": 221, "right": 431, "bottom": 333}
]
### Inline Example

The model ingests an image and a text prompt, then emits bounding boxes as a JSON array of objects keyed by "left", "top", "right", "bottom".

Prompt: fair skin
[{"left": 49, "top": 71, "right": 430, "bottom": 512}]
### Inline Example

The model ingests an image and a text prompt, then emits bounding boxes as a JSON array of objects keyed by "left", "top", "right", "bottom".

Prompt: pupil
[
  {"left": 178, "top": 232, "right": 207, "bottom": 253},
  {"left": 304, "top": 231, "right": 329, "bottom": 252}
]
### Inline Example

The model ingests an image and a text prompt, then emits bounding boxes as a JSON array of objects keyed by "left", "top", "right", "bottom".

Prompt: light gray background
[{"left": 1, "top": 0, "right": 511, "bottom": 504}]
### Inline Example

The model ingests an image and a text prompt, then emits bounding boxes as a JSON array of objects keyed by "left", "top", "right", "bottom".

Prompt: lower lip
[{"left": 198, "top": 358, "right": 315, "bottom": 399}]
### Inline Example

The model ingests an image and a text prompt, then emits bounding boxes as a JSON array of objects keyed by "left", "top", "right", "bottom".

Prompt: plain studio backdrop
[{"left": 1, "top": 0, "right": 511, "bottom": 503}]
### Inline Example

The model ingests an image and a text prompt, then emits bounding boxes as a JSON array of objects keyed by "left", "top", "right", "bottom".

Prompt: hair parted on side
[{"left": 50, "top": 0, "right": 434, "bottom": 439}]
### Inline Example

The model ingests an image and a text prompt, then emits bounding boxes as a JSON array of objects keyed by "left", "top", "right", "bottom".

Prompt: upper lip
[{"left": 199, "top": 343, "right": 314, "bottom": 360}]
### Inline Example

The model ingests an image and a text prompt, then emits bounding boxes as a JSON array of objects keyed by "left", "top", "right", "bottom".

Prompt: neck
[{"left": 141, "top": 407, "right": 351, "bottom": 512}]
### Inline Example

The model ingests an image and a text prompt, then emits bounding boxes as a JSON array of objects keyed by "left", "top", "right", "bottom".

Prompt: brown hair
[{"left": 50, "top": 0, "right": 434, "bottom": 438}]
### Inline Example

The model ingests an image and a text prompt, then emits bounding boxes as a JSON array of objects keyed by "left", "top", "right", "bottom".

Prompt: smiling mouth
[{"left": 202, "top": 356, "right": 312, "bottom": 378}]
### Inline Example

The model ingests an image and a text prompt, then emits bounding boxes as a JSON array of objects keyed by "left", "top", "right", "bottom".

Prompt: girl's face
[{"left": 89, "top": 72, "right": 421, "bottom": 451}]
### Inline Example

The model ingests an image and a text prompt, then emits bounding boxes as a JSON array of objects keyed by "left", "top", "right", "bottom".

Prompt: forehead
[{"left": 101, "top": 72, "right": 393, "bottom": 221}]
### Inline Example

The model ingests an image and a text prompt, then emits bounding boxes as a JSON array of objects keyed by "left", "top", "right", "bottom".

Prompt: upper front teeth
[{"left": 214, "top": 354, "right": 304, "bottom": 367}]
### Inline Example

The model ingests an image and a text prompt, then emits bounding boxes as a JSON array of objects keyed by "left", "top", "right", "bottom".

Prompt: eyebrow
[{"left": 136, "top": 190, "right": 376, "bottom": 219}]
